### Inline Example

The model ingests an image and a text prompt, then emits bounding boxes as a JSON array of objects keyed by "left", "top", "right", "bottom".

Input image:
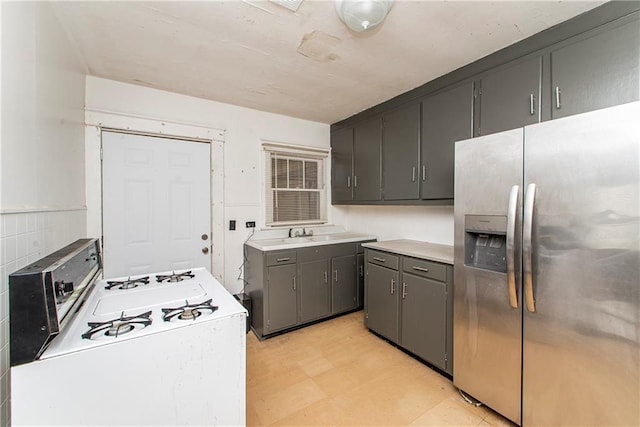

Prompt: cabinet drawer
[
  {"left": 367, "top": 250, "right": 399, "bottom": 270},
  {"left": 266, "top": 251, "right": 297, "bottom": 266},
  {"left": 403, "top": 257, "right": 447, "bottom": 282}
]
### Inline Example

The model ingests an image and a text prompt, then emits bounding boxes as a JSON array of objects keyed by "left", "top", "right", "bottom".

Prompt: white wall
[
  {"left": 0, "top": 2, "right": 87, "bottom": 424},
  {"left": 84, "top": 77, "right": 332, "bottom": 294},
  {"left": 336, "top": 205, "right": 454, "bottom": 246}
]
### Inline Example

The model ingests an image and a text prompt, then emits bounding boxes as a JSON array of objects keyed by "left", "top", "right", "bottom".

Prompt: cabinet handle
[
  {"left": 324, "top": 271, "right": 328, "bottom": 283},
  {"left": 354, "top": 175, "right": 358, "bottom": 188},
  {"left": 412, "top": 167, "right": 416, "bottom": 182},
  {"left": 347, "top": 176, "right": 351, "bottom": 188},
  {"left": 555, "top": 86, "right": 561, "bottom": 109},
  {"left": 529, "top": 94, "right": 535, "bottom": 116},
  {"left": 390, "top": 278, "right": 395, "bottom": 295},
  {"left": 373, "top": 257, "right": 386, "bottom": 263},
  {"left": 402, "top": 282, "right": 407, "bottom": 299},
  {"left": 359, "top": 265, "right": 364, "bottom": 276},
  {"left": 334, "top": 270, "right": 338, "bottom": 282},
  {"left": 412, "top": 266, "right": 429, "bottom": 273},
  {"left": 276, "top": 257, "right": 290, "bottom": 262},
  {"left": 293, "top": 276, "right": 296, "bottom": 291},
  {"left": 422, "top": 165, "right": 426, "bottom": 181}
]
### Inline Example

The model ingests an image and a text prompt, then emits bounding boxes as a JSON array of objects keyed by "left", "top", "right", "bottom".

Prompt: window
[{"left": 263, "top": 143, "right": 328, "bottom": 227}]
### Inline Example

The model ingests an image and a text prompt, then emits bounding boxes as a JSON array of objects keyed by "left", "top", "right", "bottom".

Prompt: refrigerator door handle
[
  {"left": 523, "top": 183, "right": 537, "bottom": 313},
  {"left": 506, "top": 185, "right": 519, "bottom": 309}
]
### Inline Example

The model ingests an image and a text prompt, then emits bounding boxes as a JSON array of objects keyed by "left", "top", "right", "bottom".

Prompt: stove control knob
[{"left": 202, "top": 247, "right": 209, "bottom": 254}]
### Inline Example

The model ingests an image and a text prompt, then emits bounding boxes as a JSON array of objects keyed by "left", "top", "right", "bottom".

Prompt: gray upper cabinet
[
  {"left": 353, "top": 116, "right": 382, "bottom": 201},
  {"left": 331, "top": 127, "right": 353, "bottom": 203},
  {"left": 421, "top": 82, "right": 473, "bottom": 200},
  {"left": 478, "top": 56, "right": 542, "bottom": 136},
  {"left": 550, "top": 16, "right": 640, "bottom": 119},
  {"left": 382, "top": 103, "right": 420, "bottom": 200}
]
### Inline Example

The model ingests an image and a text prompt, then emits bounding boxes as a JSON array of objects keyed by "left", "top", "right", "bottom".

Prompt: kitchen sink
[{"left": 281, "top": 237, "right": 311, "bottom": 243}]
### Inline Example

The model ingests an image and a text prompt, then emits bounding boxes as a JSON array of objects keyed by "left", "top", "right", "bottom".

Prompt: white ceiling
[{"left": 52, "top": 1, "right": 604, "bottom": 124}]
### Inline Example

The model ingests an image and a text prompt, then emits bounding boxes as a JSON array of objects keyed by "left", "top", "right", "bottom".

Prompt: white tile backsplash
[{"left": 0, "top": 209, "right": 87, "bottom": 425}]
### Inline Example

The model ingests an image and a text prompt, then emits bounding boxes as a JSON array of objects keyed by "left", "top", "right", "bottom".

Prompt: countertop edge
[
  {"left": 245, "top": 235, "right": 377, "bottom": 252},
  {"left": 362, "top": 240, "right": 454, "bottom": 265}
]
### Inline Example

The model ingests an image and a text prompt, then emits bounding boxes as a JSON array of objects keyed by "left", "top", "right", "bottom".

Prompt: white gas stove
[{"left": 10, "top": 239, "right": 247, "bottom": 426}]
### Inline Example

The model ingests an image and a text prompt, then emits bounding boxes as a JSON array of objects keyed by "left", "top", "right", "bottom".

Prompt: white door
[{"left": 102, "top": 131, "right": 211, "bottom": 277}]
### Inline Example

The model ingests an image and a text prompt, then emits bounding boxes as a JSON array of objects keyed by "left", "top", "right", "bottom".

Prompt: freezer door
[
  {"left": 453, "top": 129, "right": 523, "bottom": 425},
  {"left": 523, "top": 101, "right": 640, "bottom": 426}
]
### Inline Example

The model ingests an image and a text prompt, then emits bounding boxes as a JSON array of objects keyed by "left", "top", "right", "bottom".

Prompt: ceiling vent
[{"left": 270, "top": 0, "right": 303, "bottom": 12}]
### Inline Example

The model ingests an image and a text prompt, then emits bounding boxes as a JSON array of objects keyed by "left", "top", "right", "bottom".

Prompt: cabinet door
[
  {"left": 421, "top": 82, "right": 473, "bottom": 200},
  {"left": 401, "top": 273, "right": 447, "bottom": 371},
  {"left": 332, "top": 254, "right": 357, "bottom": 314},
  {"left": 331, "top": 127, "right": 353, "bottom": 203},
  {"left": 353, "top": 116, "right": 382, "bottom": 201},
  {"left": 382, "top": 103, "right": 420, "bottom": 200},
  {"left": 551, "top": 17, "right": 640, "bottom": 119},
  {"left": 267, "top": 264, "right": 298, "bottom": 332},
  {"left": 366, "top": 263, "right": 399, "bottom": 343},
  {"left": 356, "top": 253, "right": 365, "bottom": 308},
  {"left": 299, "top": 258, "right": 331, "bottom": 323},
  {"left": 479, "top": 56, "right": 542, "bottom": 136}
]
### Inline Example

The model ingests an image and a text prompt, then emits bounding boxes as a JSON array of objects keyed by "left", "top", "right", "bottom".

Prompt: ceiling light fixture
[{"left": 335, "top": 0, "right": 393, "bottom": 33}]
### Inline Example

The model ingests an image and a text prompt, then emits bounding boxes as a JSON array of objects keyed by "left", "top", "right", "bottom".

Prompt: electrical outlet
[
  {"left": 229, "top": 220, "right": 236, "bottom": 231},
  {"left": 245, "top": 221, "right": 256, "bottom": 228}
]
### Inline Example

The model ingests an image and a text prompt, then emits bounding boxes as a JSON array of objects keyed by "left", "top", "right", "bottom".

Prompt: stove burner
[
  {"left": 156, "top": 271, "right": 195, "bottom": 283},
  {"left": 82, "top": 311, "right": 152, "bottom": 339},
  {"left": 162, "top": 299, "right": 218, "bottom": 322},
  {"left": 105, "top": 276, "right": 150, "bottom": 290}
]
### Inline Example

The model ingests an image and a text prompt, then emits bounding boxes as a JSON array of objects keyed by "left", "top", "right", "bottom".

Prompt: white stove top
[{"left": 43, "top": 267, "right": 246, "bottom": 358}]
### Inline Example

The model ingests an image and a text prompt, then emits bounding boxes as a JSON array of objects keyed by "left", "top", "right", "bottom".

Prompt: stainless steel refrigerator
[{"left": 453, "top": 101, "right": 639, "bottom": 426}]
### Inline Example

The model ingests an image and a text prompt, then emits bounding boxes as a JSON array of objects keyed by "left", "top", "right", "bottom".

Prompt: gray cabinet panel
[
  {"left": 383, "top": 103, "right": 420, "bottom": 200},
  {"left": 421, "top": 82, "right": 473, "bottom": 200},
  {"left": 479, "top": 56, "right": 542, "bottom": 136},
  {"left": 357, "top": 253, "right": 365, "bottom": 308},
  {"left": 299, "top": 258, "right": 331, "bottom": 323},
  {"left": 331, "top": 127, "right": 353, "bottom": 203},
  {"left": 332, "top": 254, "right": 357, "bottom": 314},
  {"left": 353, "top": 117, "right": 382, "bottom": 201},
  {"left": 267, "top": 264, "right": 298, "bottom": 333},
  {"left": 366, "top": 263, "right": 399, "bottom": 342},
  {"left": 401, "top": 273, "right": 447, "bottom": 371},
  {"left": 551, "top": 17, "right": 640, "bottom": 119}
]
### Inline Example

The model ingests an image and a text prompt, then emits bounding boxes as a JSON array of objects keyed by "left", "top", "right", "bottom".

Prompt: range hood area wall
[{"left": 84, "top": 76, "right": 331, "bottom": 296}]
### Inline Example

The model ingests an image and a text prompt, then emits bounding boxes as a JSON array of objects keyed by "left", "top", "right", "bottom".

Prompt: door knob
[
  {"left": 202, "top": 247, "right": 209, "bottom": 254},
  {"left": 201, "top": 234, "right": 208, "bottom": 240}
]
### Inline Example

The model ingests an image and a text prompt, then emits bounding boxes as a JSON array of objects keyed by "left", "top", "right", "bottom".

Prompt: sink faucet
[
  {"left": 301, "top": 228, "right": 313, "bottom": 237},
  {"left": 288, "top": 228, "right": 293, "bottom": 238}
]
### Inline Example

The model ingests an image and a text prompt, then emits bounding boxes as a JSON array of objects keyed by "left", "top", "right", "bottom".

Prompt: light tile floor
[{"left": 247, "top": 311, "right": 516, "bottom": 426}]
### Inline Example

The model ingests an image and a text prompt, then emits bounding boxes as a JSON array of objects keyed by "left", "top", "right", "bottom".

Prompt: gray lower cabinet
[
  {"left": 331, "top": 254, "right": 357, "bottom": 314},
  {"left": 382, "top": 103, "right": 420, "bottom": 200},
  {"left": 421, "top": 81, "right": 473, "bottom": 200},
  {"left": 550, "top": 15, "right": 640, "bottom": 119},
  {"left": 356, "top": 253, "right": 365, "bottom": 308},
  {"left": 267, "top": 263, "right": 298, "bottom": 333},
  {"left": 298, "top": 247, "right": 331, "bottom": 323},
  {"left": 365, "top": 248, "right": 453, "bottom": 374},
  {"left": 477, "top": 56, "right": 542, "bottom": 137},
  {"left": 353, "top": 116, "right": 382, "bottom": 201},
  {"left": 245, "top": 240, "right": 374, "bottom": 338},
  {"left": 366, "top": 262, "right": 399, "bottom": 343}
]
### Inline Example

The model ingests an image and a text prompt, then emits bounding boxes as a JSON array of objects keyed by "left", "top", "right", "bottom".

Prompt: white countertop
[
  {"left": 245, "top": 226, "right": 376, "bottom": 251},
  {"left": 362, "top": 239, "right": 454, "bottom": 265}
]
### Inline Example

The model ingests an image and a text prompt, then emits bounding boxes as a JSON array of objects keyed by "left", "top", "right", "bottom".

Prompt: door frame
[{"left": 85, "top": 109, "right": 225, "bottom": 282}]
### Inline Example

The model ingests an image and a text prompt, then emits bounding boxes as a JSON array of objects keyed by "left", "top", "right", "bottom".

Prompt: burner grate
[
  {"left": 82, "top": 311, "right": 152, "bottom": 339},
  {"left": 156, "top": 271, "right": 195, "bottom": 283},
  {"left": 162, "top": 299, "right": 218, "bottom": 322},
  {"left": 105, "top": 276, "right": 150, "bottom": 290}
]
